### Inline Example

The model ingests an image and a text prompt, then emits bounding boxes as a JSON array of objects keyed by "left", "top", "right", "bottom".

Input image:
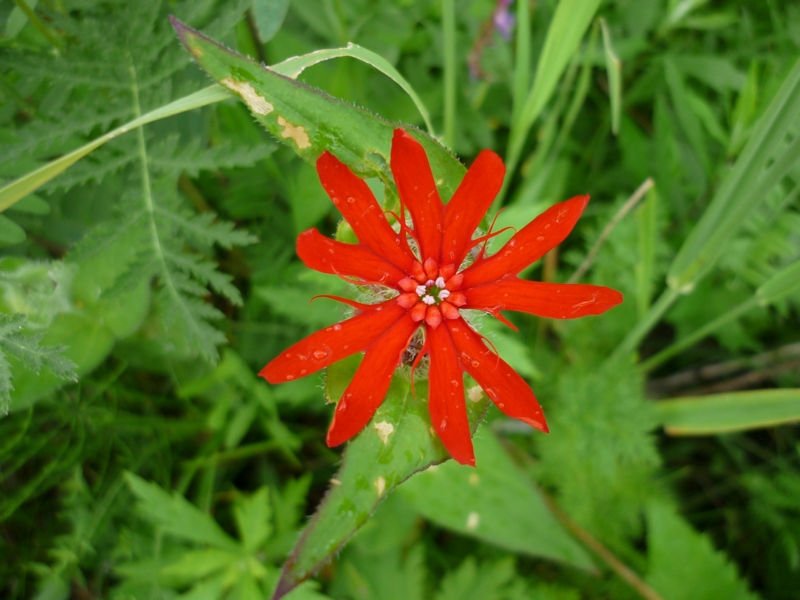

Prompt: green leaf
[
  {"left": 6, "top": 194, "right": 50, "bottom": 215},
  {"left": 756, "top": 260, "right": 800, "bottom": 304},
  {"left": 124, "top": 472, "right": 240, "bottom": 551},
  {"left": 645, "top": 501, "right": 760, "bottom": 600},
  {"left": 271, "top": 43, "right": 435, "bottom": 136},
  {"left": 2, "top": 313, "right": 87, "bottom": 415},
  {"left": 0, "top": 215, "right": 26, "bottom": 246},
  {"left": 252, "top": 0, "right": 290, "bottom": 44},
  {"left": 234, "top": 487, "right": 273, "bottom": 553},
  {"left": 667, "top": 56, "right": 800, "bottom": 290},
  {"left": 0, "top": 86, "right": 230, "bottom": 213},
  {"left": 170, "top": 18, "right": 463, "bottom": 199},
  {"left": 272, "top": 354, "right": 491, "bottom": 598},
  {"left": 600, "top": 19, "right": 622, "bottom": 136},
  {"left": 504, "top": 0, "right": 602, "bottom": 195},
  {"left": 400, "top": 431, "right": 594, "bottom": 570},
  {"left": 655, "top": 389, "right": 800, "bottom": 436},
  {"left": 434, "top": 557, "right": 516, "bottom": 600},
  {"left": 160, "top": 549, "right": 239, "bottom": 582}
]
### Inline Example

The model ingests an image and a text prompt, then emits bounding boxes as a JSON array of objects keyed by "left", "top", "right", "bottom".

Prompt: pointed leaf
[
  {"left": 124, "top": 472, "right": 240, "bottom": 551},
  {"left": 655, "top": 389, "right": 800, "bottom": 436},
  {"left": 169, "top": 18, "right": 465, "bottom": 201},
  {"left": 401, "top": 431, "right": 595, "bottom": 571}
]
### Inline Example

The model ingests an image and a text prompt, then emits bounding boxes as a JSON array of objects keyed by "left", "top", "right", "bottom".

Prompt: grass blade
[{"left": 656, "top": 389, "right": 800, "bottom": 435}]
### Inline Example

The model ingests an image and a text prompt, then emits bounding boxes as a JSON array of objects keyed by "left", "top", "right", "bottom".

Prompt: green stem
[
  {"left": 511, "top": 0, "right": 531, "bottom": 127},
  {"left": 608, "top": 286, "right": 682, "bottom": 364},
  {"left": 640, "top": 296, "right": 759, "bottom": 373},
  {"left": 12, "top": 0, "right": 64, "bottom": 50},
  {"left": 442, "top": 0, "right": 457, "bottom": 149}
]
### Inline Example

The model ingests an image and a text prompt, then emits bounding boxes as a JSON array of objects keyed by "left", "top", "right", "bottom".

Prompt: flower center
[
  {"left": 416, "top": 277, "right": 451, "bottom": 305},
  {"left": 395, "top": 257, "right": 468, "bottom": 328}
]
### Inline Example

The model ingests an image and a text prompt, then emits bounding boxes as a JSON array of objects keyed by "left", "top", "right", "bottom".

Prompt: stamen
[
  {"left": 422, "top": 295, "right": 435, "bottom": 305},
  {"left": 415, "top": 285, "right": 427, "bottom": 296},
  {"left": 425, "top": 279, "right": 435, "bottom": 287},
  {"left": 439, "top": 289, "right": 451, "bottom": 300},
  {"left": 435, "top": 276, "right": 446, "bottom": 288}
]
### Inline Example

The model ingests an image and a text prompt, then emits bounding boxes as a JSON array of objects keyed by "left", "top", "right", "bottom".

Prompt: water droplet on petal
[
  {"left": 332, "top": 197, "right": 340, "bottom": 204},
  {"left": 300, "top": 369, "right": 307, "bottom": 375},
  {"left": 333, "top": 324, "right": 342, "bottom": 331},
  {"left": 471, "top": 360, "right": 480, "bottom": 368},
  {"left": 450, "top": 379, "right": 459, "bottom": 387},
  {"left": 286, "top": 375, "right": 294, "bottom": 381},
  {"left": 536, "top": 236, "right": 545, "bottom": 241},
  {"left": 313, "top": 345, "right": 331, "bottom": 360},
  {"left": 440, "top": 419, "right": 447, "bottom": 430},
  {"left": 347, "top": 196, "right": 356, "bottom": 204}
]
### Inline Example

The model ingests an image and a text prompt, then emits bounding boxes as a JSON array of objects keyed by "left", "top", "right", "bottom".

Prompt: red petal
[
  {"left": 326, "top": 315, "right": 419, "bottom": 447},
  {"left": 259, "top": 300, "right": 406, "bottom": 383},
  {"left": 297, "top": 229, "right": 406, "bottom": 286},
  {"left": 442, "top": 150, "right": 505, "bottom": 266},
  {"left": 461, "top": 195, "right": 590, "bottom": 287},
  {"left": 317, "top": 151, "right": 415, "bottom": 271},
  {"left": 427, "top": 324, "right": 475, "bottom": 466},
  {"left": 464, "top": 279, "right": 623, "bottom": 319},
  {"left": 446, "top": 320, "right": 548, "bottom": 433},
  {"left": 391, "top": 129, "right": 444, "bottom": 262},
  {"left": 425, "top": 305, "right": 442, "bottom": 328}
]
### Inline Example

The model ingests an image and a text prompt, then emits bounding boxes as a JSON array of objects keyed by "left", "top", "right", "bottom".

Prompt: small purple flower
[{"left": 493, "top": 0, "right": 515, "bottom": 40}]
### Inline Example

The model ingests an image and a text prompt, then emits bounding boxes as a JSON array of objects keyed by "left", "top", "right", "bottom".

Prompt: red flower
[{"left": 260, "top": 129, "right": 622, "bottom": 466}]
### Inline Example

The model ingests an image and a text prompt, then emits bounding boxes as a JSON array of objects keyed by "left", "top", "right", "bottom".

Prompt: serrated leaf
[
  {"left": 0, "top": 313, "right": 77, "bottom": 414},
  {"left": 272, "top": 354, "right": 491, "bottom": 598},
  {"left": 645, "top": 502, "right": 760, "bottom": 600},
  {"left": 234, "top": 487, "right": 273, "bottom": 553},
  {"left": 124, "top": 472, "right": 240, "bottom": 551},
  {"left": 434, "top": 557, "right": 516, "bottom": 600},
  {"left": 400, "top": 431, "right": 594, "bottom": 570}
]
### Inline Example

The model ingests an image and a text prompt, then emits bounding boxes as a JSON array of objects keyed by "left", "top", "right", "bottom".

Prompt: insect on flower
[{"left": 260, "top": 129, "right": 623, "bottom": 466}]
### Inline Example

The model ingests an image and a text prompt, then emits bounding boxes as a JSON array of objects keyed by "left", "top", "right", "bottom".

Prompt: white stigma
[
  {"left": 416, "top": 285, "right": 427, "bottom": 296},
  {"left": 422, "top": 295, "right": 435, "bottom": 305},
  {"left": 439, "top": 289, "right": 451, "bottom": 299},
  {"left": 435, "top": 277, "right": 446, "bottom": 288},
  {"left": 425, "top": 279, "right": 435, "bottom": 287}
]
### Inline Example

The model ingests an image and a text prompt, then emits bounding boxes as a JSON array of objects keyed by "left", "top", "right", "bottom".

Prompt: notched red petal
[
  {"left": 391, "top": 129, "right": 445, "bottom": 262},
  {"left": 260, "top": 300, "right": 406, "bottom": 383},
  {"left": 465, "top": 279, "right": 624, "bottom": 319},
  {"left": 326, "top": 315, "right": 418, "bottom": 447},
  {"left": 461, "top": 195, "right": 590, "bottom": 288},
  {"left": 316, "top": 151, "right": 415, "bottom": 271},
  {"left": 297, "top": 229, "right": 406, "bottom": 285},
  {"left": 427, "top": 325, "right": 475, "bottom": 466},
  {"left": 442, "top": 149, "right": 505, "bottom": 266},
  {"left": 447, "top": 320, "right": 548, "bottom": 434}
]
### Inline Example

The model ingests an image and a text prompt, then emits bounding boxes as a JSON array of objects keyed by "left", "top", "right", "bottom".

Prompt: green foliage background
[{"left": 1, "top": 0, "right": 799, "bottom": 598}]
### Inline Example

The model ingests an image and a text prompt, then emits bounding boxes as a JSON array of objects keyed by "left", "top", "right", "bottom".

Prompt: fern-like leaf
[{"left": 0, "top": 314, "right": 77, "bottom": 414}]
